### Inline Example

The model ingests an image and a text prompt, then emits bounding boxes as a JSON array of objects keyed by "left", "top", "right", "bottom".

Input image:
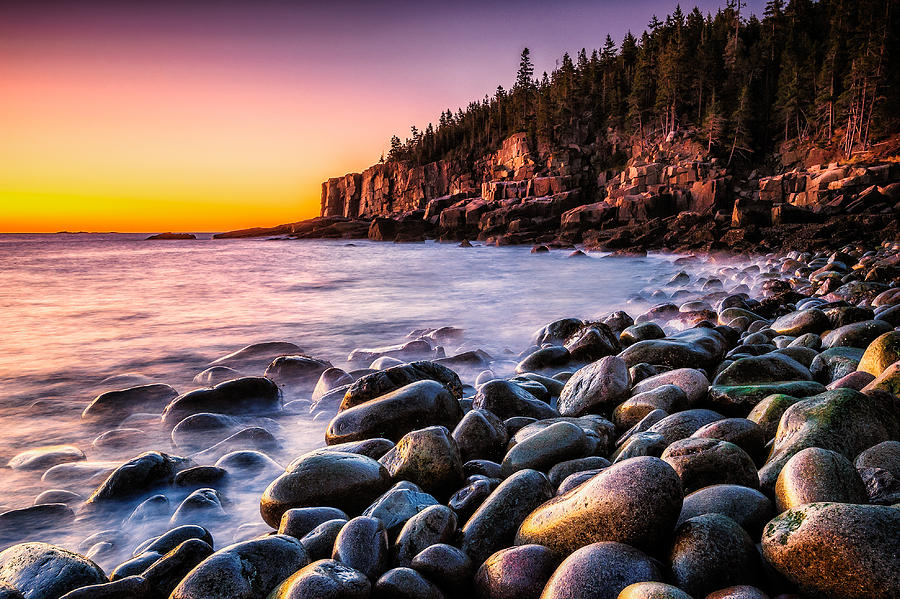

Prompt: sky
[{"left": 0, "top": 0, "right": 765, "bottom": 233}]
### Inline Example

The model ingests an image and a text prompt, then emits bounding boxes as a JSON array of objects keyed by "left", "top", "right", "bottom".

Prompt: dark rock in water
[
  {"left": 33, "top": 490, "right": 82, "bottom": 506},
  {"left": 539, "top": 541, "right": 664, "bottom": 599},
  {"left": 774, "top": 447, "right": 867, "bottom": 511},
  {"left": 264, "top": 355, "right": 333, "bottom": 392},
  {"left": 565, "top": 324, "right": 620, "bottom": 363},
  {"left": 214, "top": 450, "right": 282, "bottom": 480},
  {"left": 677, "top": 484, "right": 773, "bottom": 539},
  {"left": 473, "top": 380, "right": 557, "bottom": 420},
  {"left": 392, "top": 504, "right": 457, "bottom": 568},
  {"left": 278, "top": 507, "right": 349, "bottom": 540},
  {"left": 547, "top": 456, "right": 610, "bottom": 489},
  {"left": 175, "top": 466, "right": 227, "bottom": 489},
  {"left": 170, "top": 413, "right": 243, "bottom": 452},
  {"left": 557, "top": 356, "right": 631, "bottom": 417},
  {"left": 712, "top": 354, "right": 812, "bottom": 386},
  {"left": 260, "top": 450, "right": 391, "bottom": 527},
  {"left": 138, "top": 525, "right": 214, "bottom": 559},
  {"left": 620, "top": 327, "right": 729, "bottom": 371},
  {"left": 141, "top": 538, "right": 214, "bottom": 599},
  {"left": 92, "top": 428, "right": 149, "bottom": 451},
  {"left": 331, "top": 516, "right": 389, "bottom": 581},
  {"left": 58, "top": 575, "right": 149, "bottom": 599},
  {"left": 762, "top": 503, "right": 900, "bottom": 599},
  {"left": 515, "top": 346, "right": 571, "bottom": 375},
  {"left": 170, "top": 535, "right": 309, "bottom": 598},
  {"left": 111, "top": 551, "right": 160, "bottom": 581},
  {"left": 706, "top": 381, "right": 825, "bottom": 416},
  {"left": 668, "top": 514, "right": 761, "bottom": 598},
  {"left": 758, "top": 388, "right": 900, "bottom": 494},
  {"left": 372, "top": 567, "right": 444, "bottom": 599},
  {"left": 532, "top": 318, "right": 585, "bottom": 346},
  {"left": 0, "top": 504, "right": 75, "bottom": 543},
  {"left": 531, "top": 245, "right": 550, "bottom": 253},
  {"left": 770, "top": 308, "right": 830, "bottom": 336},
  {"left": 448, "top": 478, "right": 495, "bottom": 522},
  {"left": 268, "top": 559, "right": 371, "bottom": 599},
  {"left": 410, "top": 543, "right": 472, "bottom": 593},
  {"left": 473, "top": 544, "right": 558, "bottom": 599},
  {"left": 459, "top": 469, "right": 553, "bottom": 566},
  {"left": 810, "top": 346, "right": 864, "bottom": 383},
  {"left": 361, "top": 484, "right": 439, "bottom": 536},
  {"left": 317, "top": 438, "right": 395, "bottom": 460},
  {"left": 500, "top": 421, "right": 590, "bottom": 477},
  {"left": 341, "top": 361, "right": 463, "bottom": 411},
  {"left": 434, "top": 349, "right": 493, "bottom": 370},
  {"left": 169, "top": 488, "right": 226, "bottom": 528},
  {"left": 84, "top": 451, "right": 191, "bottom": 510},
  {"left": 452, "top": 409, "right": 508, "bottom": 463},
  {"left": 124, "top": 494, "right": 170, "bottom": 525},
  {"left": 347, "top": 340, "right": 439, "bottom": 365},
  {"left": 146, "top": 232, "right": 196, "bottom": 240},
  {"left": 299, "top": 520, "right": 347, "bottom": 561},
  {"left": 161, "top": 377, "right": 282, "bottom": 427},
  {"left": 617, "top": 582, "right": 692, "bottom": 599},
  {"left": 208, "top": 341, "right": 303, "bottom": 372},
  {"left": 7, "top": 445, "right": 86, "bottom": 470},
  {"left": 327, "top": 380, "right": 463, "bottom": 445},
  {"left": 0, "top": 543, "right": 107, "bottom": 599},
  {"left": 619, "top": 322, "right": 666, "bottom": 346},
  {"left": 83, "top": 383, "right": 179, "bottom": 422},
  {"left": 193, "top": 366, "right": 241, "bottom": 387},
  {"left": 312, "top": 368, "right": 354, "bottom": 404},
  {"left": 190, "top": 426, "right": 279, "bottom": 464},
  {"left": 378, "top": 426, "right": 463, "bottom": 500},
  {"left": 515, "top": 456, "right": 682, "bottom": 556},
  {"left": 661, "top": 437, "right": 759, "bottom": 494}
]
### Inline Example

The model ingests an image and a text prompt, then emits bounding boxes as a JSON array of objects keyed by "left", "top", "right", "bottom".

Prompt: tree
[
  {"left": 515, "top": 47, "right": 534, "bottom": 89},
  {"left": 387, "top": 135, "right": 402, "bottom": 161}
]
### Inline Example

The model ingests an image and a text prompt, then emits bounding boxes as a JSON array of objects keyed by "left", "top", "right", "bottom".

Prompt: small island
[{"left": 145, "top": 232, "right": 197, "bottom": 240}]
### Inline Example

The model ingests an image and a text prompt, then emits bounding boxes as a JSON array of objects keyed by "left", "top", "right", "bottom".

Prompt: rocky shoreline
[{"left": 1, "top": 241, "right": 899, "bottom": 598}]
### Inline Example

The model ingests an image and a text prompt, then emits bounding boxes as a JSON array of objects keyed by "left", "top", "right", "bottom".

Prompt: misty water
[{"left": 0, "top": 233, "right": 759, "bottom": 570}]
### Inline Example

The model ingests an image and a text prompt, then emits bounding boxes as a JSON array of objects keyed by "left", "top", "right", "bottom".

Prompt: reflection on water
[{"left": 0, "top": 233, "right": 737, "bottom": 569}]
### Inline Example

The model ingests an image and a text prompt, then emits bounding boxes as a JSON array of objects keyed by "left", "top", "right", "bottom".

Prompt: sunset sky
[{"left": 0, "top": 0, "right": 763, "bottom": 233}]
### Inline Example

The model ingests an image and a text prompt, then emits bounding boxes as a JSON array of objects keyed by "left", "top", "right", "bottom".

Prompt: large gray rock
[
  {"left": 340, "top": 361, "right": 463, "bottom": 411},
  {"left": 378, "top": 426, "right": 463, "bottom": 499},
  {"left": 557, "top": 356, "right": 631, "bottom": 417},
  {"left": 539, "top": 541, "right": 663, "bottom": 599},
  {"left": 0, "top": 543, "right": 106, "bottom": 599},
  {"left": 82, "top": 383, "right": 178, "bottom": 422},
  {"left": 473, "top": 381, "right": 557, "bottom": 420}
]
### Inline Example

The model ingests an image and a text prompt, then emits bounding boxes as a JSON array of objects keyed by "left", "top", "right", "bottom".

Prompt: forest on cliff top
[{"left": 385, "top": 0, "right": 898, "bottom": 169}]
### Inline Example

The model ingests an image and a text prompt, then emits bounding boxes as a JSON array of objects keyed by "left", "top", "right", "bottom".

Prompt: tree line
[{"left": 383, "top": 0, "right": 897, "bottom": 169}]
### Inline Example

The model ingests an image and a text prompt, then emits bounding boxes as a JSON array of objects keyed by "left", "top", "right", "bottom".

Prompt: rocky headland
[{"left": 1, "top": 239, "right": 899, "bottom": 598}]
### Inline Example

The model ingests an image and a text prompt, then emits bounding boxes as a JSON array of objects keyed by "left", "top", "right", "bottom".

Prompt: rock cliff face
[{"left": 234, "top": 130, "right": 900, "bottom": 251}]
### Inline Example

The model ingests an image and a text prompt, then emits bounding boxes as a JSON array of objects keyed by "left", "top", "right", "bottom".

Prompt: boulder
[
  {"left": 83, "top": 384, "right": 179, "bottom": 422},
  {"left": 473, "top": 544, "right": 558, "bottom": 599},
  {"left": 340, "top": 361, "right": 463, "bottom": 411},
  {"left": 774, "top": 447, "right": 867, "bottom": 511},
  {"left": 557, "top": 356, "right": 631, "bottom": 417},
  {"left": 539, "top": 541, "right": 663, "bottom": 599},
  {"left": 267, "top": 560, "right": 370, "bottom": 599},
  {"left": 378, "top": 427, "right": 464, "bottom": 499},
  {"left": 0, "top": 543, "right": 106, "bottom": 599},
  {"left": 161, "top": 378, "right": 282, "bottom": 427}
]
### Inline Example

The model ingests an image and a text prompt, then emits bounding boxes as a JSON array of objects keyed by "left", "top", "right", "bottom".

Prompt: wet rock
[
  {"left": 620, "top": 323, "right": 666, "bottom": 346},
  {"left": 175, "top": 465, "right": 228, "bottom": 489},
  {"left": 332, "top": 516, "right": 389, "bottom": 581},
  {"left": 264, "top": 355, "right": 333, "bottom": 391},
  {"left": 84, "top": 452, "right": 190, "bottom": 511},
  {"left": 857, "top": 331, "right": 900, "bottom": 376},
  {"left": 58, "top": 576, "right": 149, "bottom": 599},
  {"left": 646, "top": 409, "right": 724, "bottom": 445},
  {"left": 824, "top": 319, "right": 894, "bottom": 350},
  {"left": 746, "top": 394, "right": 801, "bottom": 440},
  {"left": 515, "top": 456, "right": 682, "bottom": 555},
  {"left": 361, "top": 484, "right": 439, "bottom": 536},
  {"left": 705, "top": 381, "right": 825, "bottom": 417},
  {"left": 612, "top": 385, "right": 688, "bottom": 431},
  {"left": 620, "top": 328, "right": 729, "bottom": 371},
  {"left": 774, "top": 447, "right": 867, "bottom": 511},
  {"left": 318, "top": 438, "right": 396, "bottom": 460},
  {"left": 170, "top": 413, "right": 244, "bottom": 451},
  {"left": 193, "top": 366, "right": 241, "bottom": 387},
  {"left": 347, "top": 340, "right": 439, "bottom": 365},
  {"left": 410, "top": 543, "right": 472, "bottom": 593},
  {"left": 208, "top": 341, "right": 302, "bottom": 371},
  {"left": 473, "top": 544, "right": 558, "bottom": 599},
  {"left": 372, "top": 567, "right": 444, "bottom": 599},
  {"left": 125, "top": 494, "right": 170, "bottom": 525},
  {"left": 516, "top": 346, "right": 571, "bottom": 374},
  {"left": 617, "top": 582, "right": 693, "bottom": 599},
  {"left": 459, "top": 469, "right": 553, "bottom": 566},
  {"left": 190, "top": 426, "right": 279, "bottom": 464},
  {"left": 758, "top": 388, "right": 900, "bottom": 494},
  {"left": 713, "top": 354, "right": 812, "bottom": 387},
  {"left": 473, "top": 380, "right": 557, "bottom": 420},
  {"left": 142, "top": 538, "right": 214, "bottom": 598},
  {"left": 312, "top": 368, "right": 354, "bottom": 403},
  {"left": 299, "top": 520, "right": 347, "bottom": 561},
  {"left": 33, "top": 490, "right": 82, "bottom": 506},
  {"left": 278, "top": 507, "right": 349, "bottom": 539},
  {"left": 0, "top": 543, "right": 106, "bottom": 599},
  {"left": 82, "top": 383, "right": 179, "bottom": 422},
  {"left": 557, "top": 356, "right": 631, "bottom": 417},
  {"left": 611, "top": 432, "right": 668, "bottom": 462},
  {"left": 0, "top": 504, "right": 76, "bottom": 543},
  {"left": 704, "top": 586, "right": 771, "bottom": 599},
  {"left": 547, "top": 456, "right": 610, "bottom": 488},
  {"left": 92, "top": 428, "right": 149, "bottom": 451},
  {"left": 161, "top": 377, "right": 282, "bottom": 427},
  {"left": 214, "top": 450, "right": 282, "bottom": 480},
  {"left": 770, "top": 309, "right": 830, "bottom": 336},
  {"left": 810, "top": 347, "right": 864, "bottom": 383},
  {"left": 501, "top": 421, "right": 589, "bottom": 477},
  {"left": 565, "top": 324, "right": 620, "bottom": 362},
  {"left": 260, "top": 450, "right": 391, "bottom": 527},
  {"left": 855, "top": 440, "right": 900, "bottom": 477},
  {"left": 762, "top": 502, "right": 900, "bottom": 599},
  {"left": 662, "top": 438, "right": 759, "bottom": 494},
  {"left": 532, "top": 318, "right": 585, "bottom": 346},
  {"left": 448, "top": 478, "right": 495, "bottom": 522},
  {"left": 169, "top": 488, "right": 226, "bottom": 527},
  {"left": 327, "top": 380, "right": 464, "bottom": 444},
  {"left": 668, "top": 514, "right": 761, "bottom": 598},
  {"left": 267, "top": 559, "right": 371, "bottom": 599},
  {"left": 863, "top": 361, "right": 900, "bottom": 395},
  {"left": 539, "top": 541, "right": 664, "bottom": 599},
  {"left": 170, "top": 535, "right": 309, "bottom": 599},
  {"left": 378, "top": 426, "right": 464, "bottom": 499},
  {"left": 8, "top": 446, "right": 85, "bottom": 471},
  {"left": 393, "top": 504, "right": 457, "bottom": 567},
  {"left": 452, "top": 409, "right": 508, "bottom": 463}
]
